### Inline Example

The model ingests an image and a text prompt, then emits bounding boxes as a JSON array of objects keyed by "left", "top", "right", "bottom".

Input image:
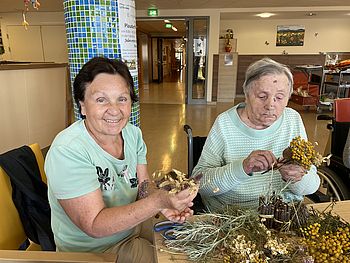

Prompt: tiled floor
[{"left": 139, "top": 79, "right": 331, "bottom": 176}]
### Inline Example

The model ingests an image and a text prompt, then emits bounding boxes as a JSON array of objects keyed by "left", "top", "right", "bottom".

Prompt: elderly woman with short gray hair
[{"left": 192, "top": 58, "right": 320, "bottom": 211}]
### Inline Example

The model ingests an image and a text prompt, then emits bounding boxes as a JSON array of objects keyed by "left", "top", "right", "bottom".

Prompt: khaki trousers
[{"left": 105, "top": 219, "right": 155, "bottom": 263}]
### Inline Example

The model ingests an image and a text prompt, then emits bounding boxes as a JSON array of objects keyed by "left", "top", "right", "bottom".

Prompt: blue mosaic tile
[{"left": 63, "top": 0, "right": 139, "bottom": 126}]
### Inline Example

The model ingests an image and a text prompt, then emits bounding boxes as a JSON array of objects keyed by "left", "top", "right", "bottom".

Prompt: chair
[
  {"left": 310, "top": 98, "right": 350, "bottom": 202},
  {"left": 0, "top": 143, "right": 45, "bottom": 250},
  {"left": 183, "top": 125, "right": 207, "bottom": 214},
  {"left": 0, "top": 144, "right": 119, "bottom": 262}
]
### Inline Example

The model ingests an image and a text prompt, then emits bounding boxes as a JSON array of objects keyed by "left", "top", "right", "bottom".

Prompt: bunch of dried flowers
[
  {"left": 263, "top": 136, "right": 331, "bottom": 174},
  {"left": 299, "top": 202, "right": 350, "bottom": 262},
  {"left": 160, "top": 198, "right": 350, "bottom": 262},
  {"left": 161, "top": 205, "right": 311, "bottom": 262},
  {"left": 152, "top": 169, "right": 201, "bottom": 194}
]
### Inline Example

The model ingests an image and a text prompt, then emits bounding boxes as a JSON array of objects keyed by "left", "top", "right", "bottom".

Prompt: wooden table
[
  {"left": 309, "top": 200, "right": 350, "bottom": 222},
  {"left": 0, "top": 250, "right": 118, "bottom": 262},
  {"left": 153, "top": 200, "right": 350, "bottom": 263}
]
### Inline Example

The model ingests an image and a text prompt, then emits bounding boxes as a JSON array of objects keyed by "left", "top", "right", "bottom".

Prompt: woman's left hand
[
  {"left": 279, "top": 164, "right": 307, "bottom": 182},
  {"left": 161, "top": 207, "right": 194, "bottom": 223}
]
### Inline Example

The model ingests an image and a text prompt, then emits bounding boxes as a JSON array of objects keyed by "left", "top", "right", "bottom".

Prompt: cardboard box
[{"left": 290, "top": 94, "right": 318, "bottom": 106}]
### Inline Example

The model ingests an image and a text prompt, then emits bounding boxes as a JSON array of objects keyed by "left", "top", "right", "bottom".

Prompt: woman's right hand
[
  {"left": 159, "top": 187, "right": 197, "bottom": 223},
  {"left": 151, "top": 185, "right": 198, "bottom": 222},
  {"left": 161, "top": 187, "right": 197, "bottom": 210},
  {"left": 243, "top": 150, "right": 277, "bottom": 174}
]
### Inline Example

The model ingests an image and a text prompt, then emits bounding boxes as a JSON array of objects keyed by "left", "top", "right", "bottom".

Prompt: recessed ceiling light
[
  {"left": 255, "top": 13, "right": 275, "bottom": 18},
  {"left": 164, "top": 19, "right": 170, "bottom": 23},
  {"left": 172, "top": 26, "right": 178, "bottom": 32},
  {"left": 307, "top": 12, "right": 316, "bottom": 16}
]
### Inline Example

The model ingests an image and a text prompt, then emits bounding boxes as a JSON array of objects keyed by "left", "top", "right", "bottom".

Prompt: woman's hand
[
  {"left": 279, "top": 164, "right": 307, "bottom": 182},
  {"left": 243, "top": 150, "right": 277, "bottom": 174},
  {"left": 163, "top": 187, "right": 197, "bottom": 210},
  {"left": 161, "top": 207, "right": 194, "bottom": 223},
  {"left": 157, "top": 185, "right": 198, "bottom": 222}
]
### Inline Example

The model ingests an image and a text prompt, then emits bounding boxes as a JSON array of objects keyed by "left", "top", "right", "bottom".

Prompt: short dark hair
[{"left": 73, "top": 57, "right": 138, "bottom": 118}]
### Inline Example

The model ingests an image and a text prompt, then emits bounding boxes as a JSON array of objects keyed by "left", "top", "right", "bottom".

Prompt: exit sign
[
  {"left": 148, "top": 7, "right": 158, "bottom": 17},
  {"left": 165, "top": 23, "right": 172, "bottom": 28}
]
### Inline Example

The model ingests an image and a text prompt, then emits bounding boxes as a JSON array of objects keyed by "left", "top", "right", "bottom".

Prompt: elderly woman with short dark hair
[
  {"left": 45, "top": 57, "right": 197, "bottom": 262},
  {"left": 192, "top": 57, "right": 320, "bottom": 211}
]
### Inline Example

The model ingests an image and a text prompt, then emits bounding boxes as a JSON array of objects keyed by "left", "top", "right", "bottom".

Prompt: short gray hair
[{"left": 243, "top": 58, "right": 294, "bottom": 96}]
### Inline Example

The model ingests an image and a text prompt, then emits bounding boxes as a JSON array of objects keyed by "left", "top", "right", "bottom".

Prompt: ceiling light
[
  {"left": 172, "top": 26, "right": 178, "bottom": 32},
  {"left": 164, "top": 19, "right": 170, "bottom": 23},
  {"left": 307, "top": 12, "right": 316, "bottom": 16},
  {"left": 255, "top": 13, "right": 275, "bottom": 18}
]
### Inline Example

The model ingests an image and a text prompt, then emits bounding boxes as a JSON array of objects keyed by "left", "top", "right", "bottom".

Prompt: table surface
[{"left": 153, "top": 200, "right": 350, "bottom": 263}]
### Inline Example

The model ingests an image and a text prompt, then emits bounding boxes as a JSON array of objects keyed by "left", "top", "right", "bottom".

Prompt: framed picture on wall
[{"left": 276, "top": 25, "right": 305, "bottom": 46}]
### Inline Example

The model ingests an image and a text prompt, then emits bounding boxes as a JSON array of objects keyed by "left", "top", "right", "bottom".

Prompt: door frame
[{"left": 185, "top": 16, "right": 209, "bottom": 104}]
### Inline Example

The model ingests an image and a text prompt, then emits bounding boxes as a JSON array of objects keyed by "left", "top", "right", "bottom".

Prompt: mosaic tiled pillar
[{"left": 63, "top": 0, "right": 139, "bottom": 126}]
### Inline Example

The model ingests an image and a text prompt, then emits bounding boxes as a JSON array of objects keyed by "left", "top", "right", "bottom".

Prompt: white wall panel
[
  {"left": 7, "top": 25, "right": 44, "bottom": 61},
  {"left": 41, "top": 25, "right": 68, "bottom": 63}
]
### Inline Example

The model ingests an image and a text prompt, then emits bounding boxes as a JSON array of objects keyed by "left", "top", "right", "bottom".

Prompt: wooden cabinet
[{"left": 0, "top": 64, "right": 68, "bottom": 153}]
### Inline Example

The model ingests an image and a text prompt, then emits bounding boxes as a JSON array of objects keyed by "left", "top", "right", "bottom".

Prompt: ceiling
[
  {"left": 0, "top": 0, "right": 349, "bottom": 36},
  {"left": 0, "top": 0, "right": 349, "bottom": 14},
  {"left": 136, "top": 0, "right": 350, "bottom": 9},
  {"left": 137, "top": 19, "right": 186, "bottom": 37}
]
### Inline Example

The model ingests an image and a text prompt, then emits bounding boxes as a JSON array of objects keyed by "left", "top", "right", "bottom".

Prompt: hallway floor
[{"left": 139, "top": 81, "right": 331, "bottom": 176}]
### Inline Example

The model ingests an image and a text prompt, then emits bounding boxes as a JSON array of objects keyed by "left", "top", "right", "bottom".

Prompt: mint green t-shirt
[{"left": 44, "top": 120, "right": 147, "bottom": 252}]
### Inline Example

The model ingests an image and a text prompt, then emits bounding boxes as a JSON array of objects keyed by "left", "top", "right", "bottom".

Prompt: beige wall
[{"left": 221, "top": 18, "right": 350, "bottom": 54}]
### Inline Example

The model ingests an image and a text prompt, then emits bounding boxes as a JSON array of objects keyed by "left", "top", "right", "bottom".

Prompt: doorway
[
  {"left": 136, "top": 17, "right": 208, "bottom": 104},
  {"left": 151, "top": 37, "right": 186, "bottom": 84}
]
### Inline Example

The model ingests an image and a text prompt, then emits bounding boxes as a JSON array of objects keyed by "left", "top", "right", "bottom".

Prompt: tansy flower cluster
[
  {"left": 300, "top": 223, "right": 350, "bottom": 262},
  {"left": 264, "top": 136, "right": 330, "bottom": 175},
  {"left": 288, "top": 136, "right": 317, "bottom": 170}
]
